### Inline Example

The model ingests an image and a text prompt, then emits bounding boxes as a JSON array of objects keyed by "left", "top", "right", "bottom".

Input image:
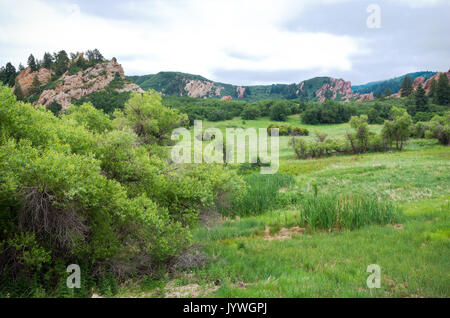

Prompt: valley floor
[{"left": 119, "top": 139, "right": 450, "bottom": 298}]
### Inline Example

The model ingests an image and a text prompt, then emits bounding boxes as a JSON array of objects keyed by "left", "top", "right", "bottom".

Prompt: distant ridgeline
[
  {"left": 351, "top": 71, "right": 437, "bottom": 96},
  {"left": 128, "top": 71, "right": 440, "bottom": 103},
  {"left": 128, "top": 72, "right": 362, "bottom": 102}
]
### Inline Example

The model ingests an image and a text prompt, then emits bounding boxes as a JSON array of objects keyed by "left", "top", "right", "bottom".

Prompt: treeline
[
  {"left": 351, "top": 71, "right": 436, "bottom": 97},
  {"left": 163, "top": 96, "right": 306, "bottom": 124},
  {"left": 0, "top": 86, "right": 244, "bottom": 297},
  {"left": 292, "top": 108, "right": 449, "bottom": 159},
  {"left": 162, "top": 73, "right": 450, "bottom": 127}
]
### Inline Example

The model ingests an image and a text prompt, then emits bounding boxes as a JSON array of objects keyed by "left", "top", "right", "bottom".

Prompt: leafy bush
[
  {"left": 267, "top": 124, "right": 309, "bottom": 136},
  {"left": 241, "top": 104, "right": 260, "bottom": 120},
  {"left": 382, "top": 107, "right": 412, "bottom": 150},
  {"left": 425, "top": 113, "right": 450, "bottom": 145},
  {"left": 269, "top": 101, "right": 290, "bottom": 121},
  {"left": 64, "top": 102, "right": 112, "bottom": 133},
  {"left": 0, "top": 84, "right": 244, "bottom": 296},
  {"left": 302, "top": 100, "right": 357, "bottom": 124}
]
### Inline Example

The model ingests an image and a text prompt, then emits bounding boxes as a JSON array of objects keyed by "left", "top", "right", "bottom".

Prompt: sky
[{"left": 0, "top": 0, "right": 449, "bottom": 85}]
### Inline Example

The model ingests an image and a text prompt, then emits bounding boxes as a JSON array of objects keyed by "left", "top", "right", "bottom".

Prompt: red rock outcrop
[
  {"left": 221, "top": 96, "right": 232, "bottom": 101},
  {"left": 15, "top": 67, "right": 52, "bottom": 96},
  {"left": 422, "top": 70, "right": 450, "bottom": 94},
  {"left": 356, "top": 92, "right": 374, "bottom": 102},
  {"left": 315, "top": 78, "right": 354, "bottom": 102},
  {"left": 413, "top": 76, "right": 425, "bottom": 88},
  {"left": 184, "top": 79, "right": 224, "bottom": 98},
  {"left": 236, "top": 86, "right": 245, "bottom": 98},
  {"left": 36, "top": 56, "right": 143, "bottom": 110}
]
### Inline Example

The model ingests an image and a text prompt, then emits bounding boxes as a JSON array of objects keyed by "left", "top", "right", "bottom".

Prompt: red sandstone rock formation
[
  {"left": 15, "top": 67, "right": 52, "bottom": 96},
  {"left": 36, "top": 56, "right": 143, "bottom": 110}
]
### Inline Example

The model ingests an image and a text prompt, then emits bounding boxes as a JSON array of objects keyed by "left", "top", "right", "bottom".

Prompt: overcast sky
[{"left": 0, "top": 0, "right": 449, "bottom": 85}]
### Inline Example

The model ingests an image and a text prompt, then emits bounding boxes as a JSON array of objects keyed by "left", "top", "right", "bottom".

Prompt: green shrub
[
  {"left": 0, "top": 84, "right": 244, "bottom": 296},
  {"left": 267, "top": 124, "right": 309, "bottom": 136}
]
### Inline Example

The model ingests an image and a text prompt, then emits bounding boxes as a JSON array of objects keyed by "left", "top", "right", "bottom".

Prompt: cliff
[{"left": 35, "top": 57, "right": 143, "bottom": 110}]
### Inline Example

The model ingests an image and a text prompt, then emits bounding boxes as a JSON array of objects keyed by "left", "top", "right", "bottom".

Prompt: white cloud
[{"left": 0, "top": 0, "right": 367, "bottom": 83}]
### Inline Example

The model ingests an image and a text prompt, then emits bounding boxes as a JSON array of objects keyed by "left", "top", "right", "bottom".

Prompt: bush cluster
[
  {"left": 0, "top": 86, "right": 244, "bottom": 296},
  {"left": 267, "top": 124, "right": 309, "bottom": 136}
]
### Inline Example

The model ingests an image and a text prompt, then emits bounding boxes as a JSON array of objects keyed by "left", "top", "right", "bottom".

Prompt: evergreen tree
[
  {"left": 384, "top": 87, "right": 392, "bottom": 97},
  {"left": 428, "top": 78, "right": 437, "bottom": 97},
  {"left": 55, "top": 50, "right": 69, "bottom": 76},
  {"left": 4, "top": 62, "right": 16, "bottom": 86},
  {"left": 436, "top": 73, "right": 450, "bottom": 106},
  {"left": 0, "top": 66, "right": 5, "bottom": 84},
  {"left": 18, "top": 63, "right": 25, "bottom": 72},
  {"left": 28, "top": 54, "right": 38, "bottom": 72},
  {"left": 43, "top": 52, "right": 53, "bottom": 69},
  {"left": 414, "top": 83, "right": 429, "bottom": 113},
  {"left": 92, "top": 49, "right": 104, "bottom": 62},
  {"left": 400, "top": 75, "right": 413, "bottom": 97},
  {"left": 376, "top": 91, "right": 382, "bottom": 99},
  {"left": 30, "top": 75, "right": 41, "bottom": 96},
  {"left": 13, "top": 80, "right": 24, "bottom": 100}
]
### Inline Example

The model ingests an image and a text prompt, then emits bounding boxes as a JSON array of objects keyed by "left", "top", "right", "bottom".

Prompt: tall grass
[
  {"left": 299, "top": 193, "right": 400, "bottom": 230},
  {"left": 230, "top": 173, "right": 296, "bottom": 216}
]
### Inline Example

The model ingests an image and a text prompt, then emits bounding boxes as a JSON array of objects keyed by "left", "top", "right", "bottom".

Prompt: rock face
[
  {"left": 315, "top": 78, "right": 354, "bottom": 102},
  {"left": 16, "top": 67, "right": 52, "bottom": 96},
  {"left": 221, "top": 96, "right": 232, "bottom": 101},
  {"left": 236, "top": 86, "right": 246, "bottom": 98},
  {"left": 184, "top": 79, "right": 224, "bottom": 98},
  {"left": 413, "top": 76, "right": 425, "bottom": 88},
  {"left": 356, "top": 92, "right": 374, "bottom": 102},
  {"left": 36, "top": 57, "right": 143, "bottom": 110},
  {"left": 391, "top": 70, "right": 450, "bottom": 97},
  {"left": 422, "top": 69, "right": 450, "bottom": 94}
]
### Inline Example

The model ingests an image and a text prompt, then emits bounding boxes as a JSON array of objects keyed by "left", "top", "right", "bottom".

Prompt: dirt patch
[
  {"left": 164, "top": 280, "right": 219, "bottom": 298},
  {"left": 264, "top": 226, "right": 305, "bottom": 241},
  {"left": 392, "top": 224, "right": 404, "bottom": 230}
]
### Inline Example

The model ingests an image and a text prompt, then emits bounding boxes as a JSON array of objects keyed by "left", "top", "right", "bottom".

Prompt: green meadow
[{"left": 120, "top": 116, "right": 450, "bottom": 298}]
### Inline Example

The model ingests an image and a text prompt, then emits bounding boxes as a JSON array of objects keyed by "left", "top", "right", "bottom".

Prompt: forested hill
[
  {"left": 128, "top": 70, "right": 439, "bottom": 103},
  {"left": 351, "top": 71, "right": 437, "bottom": 96},
  {"left": 127, "top": 72, "right": 370, "bottom": 102}
]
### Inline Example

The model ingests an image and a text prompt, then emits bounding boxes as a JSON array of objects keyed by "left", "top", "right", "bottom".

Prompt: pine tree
[
  {"left": 18, "top": 63, "right": 25, "bottom": 72},
  {"left": 14, "top": 80, "right": 24, "bottom": 100},
  {"left": 436, "top": 73, "right": 450, "bottom": 106},
  {"left": 55, "top": 50, "right": 69, "bottom": 76},
  {"left": 4, "top": 62, "right": 16, "bottom": 86},
  {"left": 428, "top": 78, "right": 437, "bottom": 96},
  {"left": 384, "top": 87, "right": 392, "bottom": 97},
  {"left": 400, "top": 75, "right": 413, "bottom": 97},
  {"left": 43, "top": 52, "right": 53, "bottom": 69},
  {"left": 376, "top": 91, "right": 382, "bottom": 99},
  {"left": 414, "top": 83, "right": 428, "bottom": 113},
  {"left": 30, "top": 75, "right": 41, "bottom": 96},
  {"left": 28, "top": 54, "right": 37, "bottom": 72}
]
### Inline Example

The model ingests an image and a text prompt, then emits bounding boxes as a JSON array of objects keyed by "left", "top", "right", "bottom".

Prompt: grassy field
[{"left": 120, "top": 116, "right": 450, "bottom": 298}]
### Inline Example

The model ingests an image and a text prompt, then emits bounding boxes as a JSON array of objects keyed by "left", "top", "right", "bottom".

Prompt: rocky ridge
[{"left": 36, "top": 57, "right": 143, "bottom": 110}]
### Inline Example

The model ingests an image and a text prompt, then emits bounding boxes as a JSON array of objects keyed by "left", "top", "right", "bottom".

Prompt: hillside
[
  {"left": 128, "top": 72, "right": 374, "bottom": 102},
  {"left": 129, "top": 70, "right": 450, "bottom": 103},
  {"left": 352, "top": 71, "right": 437, "bottom": 96},
  {"left": 12, "top": 51, "right": 143, "bottom": 113}
]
